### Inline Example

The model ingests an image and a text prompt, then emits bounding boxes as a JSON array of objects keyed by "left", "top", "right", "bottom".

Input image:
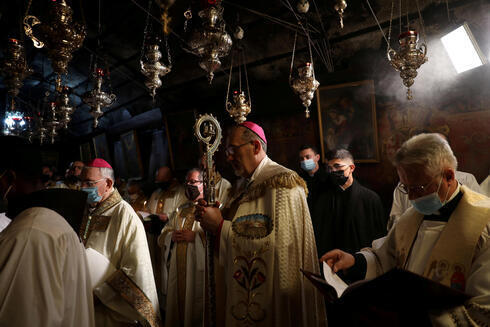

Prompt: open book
[
  {"left": 85, "top": 248, "right": 116, "bottom": 289},
  {"left": 137, "top": 211, "right": 153, "bottom": 221},
  {"left": 302, "top": 262, "right": 470, "bottom": 310}
]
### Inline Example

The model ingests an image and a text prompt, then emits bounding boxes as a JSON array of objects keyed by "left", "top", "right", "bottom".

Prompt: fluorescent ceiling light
[{"left": 441, "top": 23, "right": 487, "bottom": 73}]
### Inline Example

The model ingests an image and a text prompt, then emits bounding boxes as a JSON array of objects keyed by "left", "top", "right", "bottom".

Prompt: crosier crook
[{"left": 194, "top": 114, "right": 222, "bottom": 327}]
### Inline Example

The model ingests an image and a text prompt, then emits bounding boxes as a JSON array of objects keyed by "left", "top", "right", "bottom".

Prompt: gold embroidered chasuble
[
  {"left": 217, "top": 156, "right": 327, "bottom": 327},
  {"left": 147, "top": 181, "right": 185, "bottom": 216},
  {"left": 362, "top": 186, "right": 490, "bottom": 326},
  {"left": 79, "top": 189, "right": 161, "bottom": 327},
  {"left": 158, "top": 201, "right": 206, "bottom": 327}
]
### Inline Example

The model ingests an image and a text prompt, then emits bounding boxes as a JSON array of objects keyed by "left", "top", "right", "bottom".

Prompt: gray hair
[
  {"left": 240, "top": 127, "right": 267, "bottom": 153},
  {"left": 393, "top": 133, "right": 458, "bottom": 177},
  {"left": 327, "top": 149, "right": 354, "bottom": 164},
  {"left": 99, "top": 167, "right": 115, "bottom": 182},
  {"left": 186, "top": 168, "right": 203, "bottom": 181}
]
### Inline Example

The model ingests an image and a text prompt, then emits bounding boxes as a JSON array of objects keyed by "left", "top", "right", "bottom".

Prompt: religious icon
[
  {"left": 317, "top": 80, "right": 379, "bottom": 163},
  {"left": 92, "top": 133, "right": 110, "bottom": 162},
  {"left": 120, "top": 130, "right": 143, "bottom": 178},
  {"left": 79, "top": 142, "right": 92, "bottom": 162}
]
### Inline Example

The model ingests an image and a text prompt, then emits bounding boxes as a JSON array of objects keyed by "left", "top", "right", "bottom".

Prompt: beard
[{"left": 231, "top": 162, "right": 245, "bottom": 177}]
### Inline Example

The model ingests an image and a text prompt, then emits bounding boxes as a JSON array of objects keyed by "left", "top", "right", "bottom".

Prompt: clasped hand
[
  {"left": 195, "top": 199, "right": 223, "bottom": 234},
  {"left": 172, "top": 230, "right": 195, "bottom": 242}
]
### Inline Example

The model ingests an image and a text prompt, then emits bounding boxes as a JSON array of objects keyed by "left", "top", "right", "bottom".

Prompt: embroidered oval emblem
[{"left": 232, "top": 214, "right": 273, "bottom": 239}]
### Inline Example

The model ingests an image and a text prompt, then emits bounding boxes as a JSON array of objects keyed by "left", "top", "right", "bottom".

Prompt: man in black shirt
[
  {"left": 312, "top": 149, "right": 387, "bottom": 257},
  {"left": 298, "top": 145, "right": 329, "bottom": 210}
]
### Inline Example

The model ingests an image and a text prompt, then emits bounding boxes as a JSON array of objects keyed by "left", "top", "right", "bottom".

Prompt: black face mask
[
  {"left": 156, "top": 182, "right": 171, "bottom": 190},
  {"left": 329, "top": 170, "right": 349, "bottom": 186},
  {"left": 185, "top": 184, "right": 200, "bottom": 201}
]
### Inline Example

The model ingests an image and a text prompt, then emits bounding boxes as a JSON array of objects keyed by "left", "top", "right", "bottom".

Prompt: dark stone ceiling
[{"left": 0, "top": 0, "right": 485, "bottom": 140}]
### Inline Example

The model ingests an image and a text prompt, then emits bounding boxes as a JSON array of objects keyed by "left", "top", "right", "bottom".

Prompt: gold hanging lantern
[
  {"left": 82, "top": 68, "right": 116, "bottom": 128},
  {"left": 141, "top": 42, "right": 172, "bottom": 98},
  {"left": 387, "top": 30, "right": 427, "bottom": 100},
  {"left": 0, "top": 38, "right": 33, "bottom": 99},
  {"left": 45, "top": 102, "right": 61, "bottom": 144},
  {"left": 24, "top": 0, "right": 86, "bottom": 88},
  {"left": 289, "top": 24, "right": 320, "bottom": 118},
  {"left": 225, "top": 46, "right": 252, "bottom": 124},
  {"left": 290, "top": 62, "right": 319, "bottom": 118},
  {"left": 187, "top": 3, "right": 232, "bottom": 83},
  {"left": 226, "top": 91, "right": 251, "bottom": 124},
  {"left": 334, "top": 0, "right": 347, "bottom": 29},
  {"left": 57, "top": 86, "right": 74, "bottom": 129}
]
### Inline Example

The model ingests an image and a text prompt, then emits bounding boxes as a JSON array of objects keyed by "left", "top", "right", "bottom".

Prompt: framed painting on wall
[
  {"left": 120, "top": 130, "right": 143, "bottom": 178},
  {"left": 164, "top": 109, "right": 199, "bottom": 173},
  {"left": 93, "top": 133, "right": 111, "bottom": 162},
  {"left": 316, "top": 80, "right": 379, "bottom": 163},
  {"left": 80, "top": 142, "right": 92, "bottom": 162}
]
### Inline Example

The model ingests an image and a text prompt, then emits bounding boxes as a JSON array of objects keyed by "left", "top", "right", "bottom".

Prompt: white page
[
  {"left": 85, "top": 248, "right": 116, "bottom": 289},
  {"left": 0, "top": 213, "right": 11, "bottom": 232},
  {"left": 323, "top": 261, "right": 348, "bottom": 298},
  {"left": 137, "top": 211, "right": 152, "bottom": 221}
]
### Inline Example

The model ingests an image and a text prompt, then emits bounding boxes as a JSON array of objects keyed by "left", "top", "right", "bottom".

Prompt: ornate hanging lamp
[
  {"left": 57, "top": 86, "right": 74, "bottom": 129},
  {"left": 289, "top": 31, "right": 320, "bottom": 118},
  {"left": 225, "top": 46, "right": 252, "bottom": 124},
  {"left": 365, "top": 0, "right": 428, "bottom": 100},
  {"left": 24, "top": 0, "right": 86, "bottom": 91},
  {"left": 0, "top": 38, "right": 33, "bottom": 100},
  {"left": 296, "top": 0, "right": 310, "bottom": 14},
  {"left": 82, "top": 67, "right": 116, "bottom": 128},
  {"left": 44, "top": 101, "right": 61, "bottom": 144},
  {"left": 186, "top": 0, "right": 233, "bottom": 83},
  {"left": 35, "top": 116, "right": 48, "bottom": 145},
  {"left": 2, "top": 110, "right": 27, "bottom": 136},
  {"left": 140, "top": 0, "right": 172, "bottom": 99},
  {"left": 1, "top": 38, "right": 33, "bottom": 136},
  {"left": 81, "top": 0, "right": 116, "bottom": 128},
  {"left": 334, "top": 0, "right": 347, "bottom": 29},
  {"left": 141, "top": 39, "right": 172, "bottom": 99},
  {"left": 387, "top": 30, "right": 427, "bottom": 100}
]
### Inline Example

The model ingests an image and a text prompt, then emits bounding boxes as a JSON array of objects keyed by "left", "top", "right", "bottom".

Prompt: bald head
[{"left": 155, "top": 166, "right": 173, "bottom": 183}]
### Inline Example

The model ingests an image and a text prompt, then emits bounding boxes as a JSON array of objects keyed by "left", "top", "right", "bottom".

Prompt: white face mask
[{"left": 129, "top": 193, "right": 139, "bottom": 201}]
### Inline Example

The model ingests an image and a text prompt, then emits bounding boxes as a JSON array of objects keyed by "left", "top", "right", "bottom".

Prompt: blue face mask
[
  {"left": 81, "top": 187, "right": 102, "bottom": 204},
  {"left": 300, "top": 159, "right": 316, "bottom": 172},
  {"left": 410, "top": 177, "right": 448, "bottom": 215}
]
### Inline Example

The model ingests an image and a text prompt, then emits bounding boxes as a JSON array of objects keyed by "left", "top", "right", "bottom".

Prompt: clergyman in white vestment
[
  {"left": 80, "top": 159, "right": 161, "bottom": 327},
  {"left": 158, "top": 168, "right": 206, "bottom": 327},
  {"left": 197, "top": 122, "right": 327, "bottom": 327},
  {"left": 0, "top": 137, "right": 95, "bottom": 327},
  {"left": 322, "top": 134, "right": 490, "bottom": 326}
]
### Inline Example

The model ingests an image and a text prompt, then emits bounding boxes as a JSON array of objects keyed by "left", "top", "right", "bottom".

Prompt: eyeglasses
[
  {"left": 398, "top": 178, "right": 438, "bottom": 195},
  {"left": 81, "top": 178, "right": 105, "bottom": 188},
  {"left": 327, "top": 163, "right": 349, "bottom": 172},
  {"left": 186, "top": 179, "right": 203, "bottom": 186},
  {"left": 225, "top": 141, "right": 252, "bottom": 156}
]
